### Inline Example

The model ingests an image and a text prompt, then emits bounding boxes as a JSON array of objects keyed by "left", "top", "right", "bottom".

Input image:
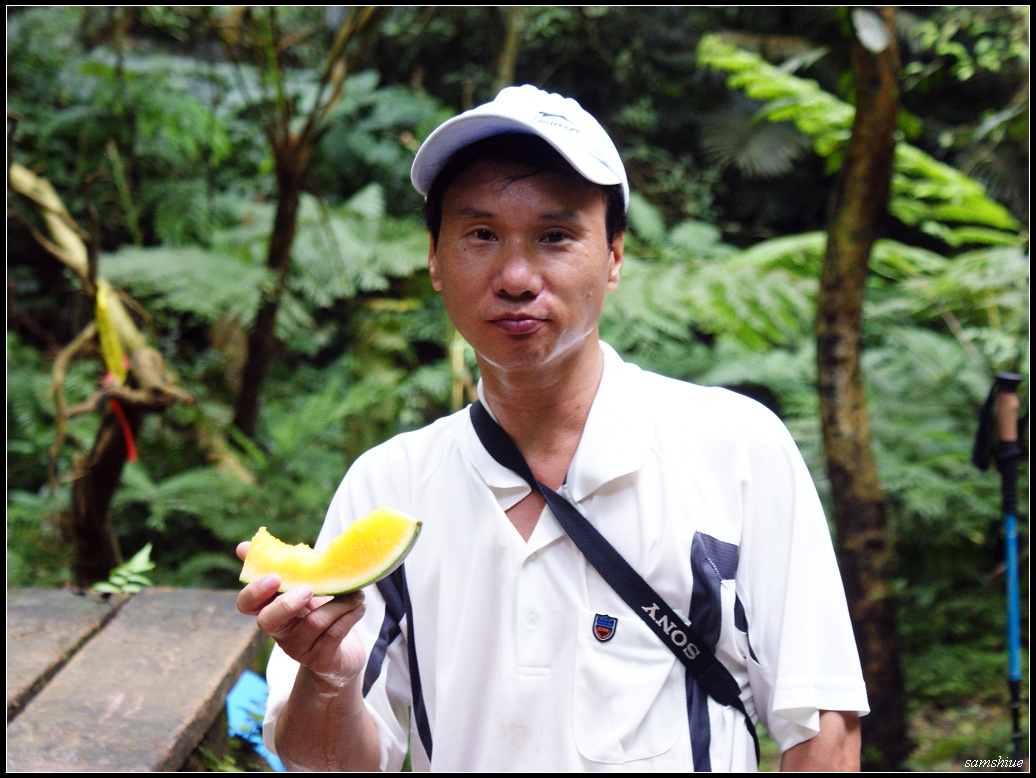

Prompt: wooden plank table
[
  {"left": 7, "top": 587, "right": 128, "bottom": 722},
  {"left": 6, "top": 587, "right": 265, "bottom": 772}
]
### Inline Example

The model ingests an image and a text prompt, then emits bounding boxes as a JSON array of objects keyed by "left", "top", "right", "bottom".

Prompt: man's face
[{"left": 429, "top": 159, "right": 624, "bottom": 377}]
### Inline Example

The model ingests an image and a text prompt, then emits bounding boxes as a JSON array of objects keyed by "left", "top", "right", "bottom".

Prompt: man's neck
[{"left": 478, "top": 340, "right": 604, "bottom": 490}]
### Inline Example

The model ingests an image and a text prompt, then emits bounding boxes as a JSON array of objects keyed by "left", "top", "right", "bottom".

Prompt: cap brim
[{"left": 411, "top": 113, "right": 624, "bottom": 198}]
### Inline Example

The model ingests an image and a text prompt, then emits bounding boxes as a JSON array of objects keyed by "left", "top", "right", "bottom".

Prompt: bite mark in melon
[{"left": 240, "top": 507, "right": 422, "bottom": 595}]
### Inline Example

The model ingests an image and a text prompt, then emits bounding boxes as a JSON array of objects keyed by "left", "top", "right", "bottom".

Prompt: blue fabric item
[{"left": 226, "top": 669, "right": 286, "bottom": 772}]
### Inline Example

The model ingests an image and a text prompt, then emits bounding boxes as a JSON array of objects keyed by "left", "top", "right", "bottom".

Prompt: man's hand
[
  {"left": 235, "top": 541, "right": 367, "bottom": 686},
  {"left": 780, "top": 710, "right": 862, "bottom": 771},
  {"left": 236, "top": 541, "right": 382, "bottom": 771}
]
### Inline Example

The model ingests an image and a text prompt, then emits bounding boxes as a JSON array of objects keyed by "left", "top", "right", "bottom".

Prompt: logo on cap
[
  {"left": 534, "top": 111, "right": 579, "bottom": 134},
  {"left": 593, "top": 613, "right": 618, "bottom": 642}
]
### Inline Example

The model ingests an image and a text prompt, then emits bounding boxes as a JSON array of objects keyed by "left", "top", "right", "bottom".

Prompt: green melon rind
[{"left": 305, "top": 522, "right": 422, "bottom": 595}]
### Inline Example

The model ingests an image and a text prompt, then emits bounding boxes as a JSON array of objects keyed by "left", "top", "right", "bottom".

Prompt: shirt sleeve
[
  {"left": 262, "top": 445, "right": 415, "bottom": 770},
  {"left": 735, "top": 401, "right": 870, "bottom": 753}
]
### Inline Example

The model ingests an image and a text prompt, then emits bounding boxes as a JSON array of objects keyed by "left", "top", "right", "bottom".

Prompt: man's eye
[
  {"left": 473, "top": 229, "right": 495, "bottom": 241},
  {"left": 543, "top": 231, "right": 566, "bottom": 243}
]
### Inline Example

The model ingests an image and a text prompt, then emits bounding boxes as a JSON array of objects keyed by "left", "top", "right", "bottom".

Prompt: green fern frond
[
  {"left": 341, "top": 182, "right": 386, "bottom": 220},
  {"left": 272, "top": 290, "right": 318, "bottom": 348},
  {"left": 894, "top": 246, "right": 1029, "bottom": 367},
  {"left": 868, "top": 240, "right": 949, "bottom": 281},
  {"left": 698, "top": 99, "right": 812, "bottom": 179},
  {"left": 210, "top": 201, "right": 278, "bottom": 260},
  {"left": 142, "top": 178, "right": 216, "bottom": 247},
  {"left": 699, "top": 270, "right": 815, "bottom": 348},
  {"left": 697, "top": 338, "right": 816, "bottom": 400},
  {"left": 92, "top": 543, "right": 156, "bottom": 594},
  {"left": 860, "top": 326, "right": 1014, "bottom": 538},
  {"left": 289, "top": 190, "right": 429, "bottom": 311},
  {"left": 690, "top": 237, "right": 819, "bottom": 347},
  {"left": 726, "top": 231, "right": 825, "bottom": 274},
  {"left": 626, "top": 192, "right": 669, "bottom": 245},
  {"left": 38, "top": 103, "right": 105, "bottom": 141},
  {"left": 112, "top": 462, "right": 251, "bottom": 534},
  {"left": 697, "top": 35, "right": 853, "bottom": 150},
  {"left": 697, "top": 34, "right": 1023, "bottom": 249},
  {"left": 102, "top": 245, "right": 269, "bottom": 324},
  {"left": 266, "top": 375, "right": 353, "bottom": 455},
  {"left": 7, "top": 333, "right": 99, "bottom": 489},
  {"left": 668, "top": 220, "right": 736, "bottom": 261},
  {"left": 7, "top": 488, "right": 62, "bottom": 529},
  {"left": 601, "top": 255, "right": 697, "bottom": 354}
]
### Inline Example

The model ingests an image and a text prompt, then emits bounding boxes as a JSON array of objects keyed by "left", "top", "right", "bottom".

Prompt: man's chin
[{"left": 473, "top": 334, "right": 599, "bottom": 378}]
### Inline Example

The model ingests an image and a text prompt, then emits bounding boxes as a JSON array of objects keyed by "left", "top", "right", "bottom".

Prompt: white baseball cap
[{"left": 410, "top": 84, "right": 629, "bottom": 210}]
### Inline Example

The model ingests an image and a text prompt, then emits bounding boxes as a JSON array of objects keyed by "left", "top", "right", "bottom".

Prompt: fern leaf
[
  {"left": 102, "top": 245, "right": 268, "bottom": 324},
  {"left": 697, "top": 34, "right": 1023, "bottom": 249}
]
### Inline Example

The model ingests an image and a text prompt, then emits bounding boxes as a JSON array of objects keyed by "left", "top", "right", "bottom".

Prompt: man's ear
[
  {"left": 427, "top": 234, "right": 442, "bottom": 291},
  {"left": 606, "top": 232, "right": 624, "bottom": 291}
]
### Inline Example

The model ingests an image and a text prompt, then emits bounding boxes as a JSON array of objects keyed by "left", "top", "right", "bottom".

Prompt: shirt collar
[
  {"left": 462, "top": 341, "right": 648, "bottom": 505},
  {"left": 567, "top": 341, "right": 648, "bottom": 502},
  {"left": 462, "top": 385, "right": 531, "bottom": 511}
]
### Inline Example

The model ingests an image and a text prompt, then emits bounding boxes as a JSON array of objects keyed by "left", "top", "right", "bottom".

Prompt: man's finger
[
  {"left": 257, "top": 583, "right": 315, "bottom": 635},
  {"left": 237, "top": 572, "right": 282, "bottom": 616}
]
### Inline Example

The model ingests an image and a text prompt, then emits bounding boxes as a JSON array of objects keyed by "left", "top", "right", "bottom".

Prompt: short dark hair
[{"left": 422, "top": 132, "right": 627, "bottom": 248}]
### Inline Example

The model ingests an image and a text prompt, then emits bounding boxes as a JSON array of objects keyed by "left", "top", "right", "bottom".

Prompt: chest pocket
[{"left": 572, "top": 609, "right": 683, "bottom": 764}]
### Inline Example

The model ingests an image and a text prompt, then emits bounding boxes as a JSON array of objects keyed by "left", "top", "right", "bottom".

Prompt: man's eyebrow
[
  {"left": 535, "top": 209, "right": 581, "bottom": 222},
  {"left": 452, "top": 206, "right": 496, "bottom": 219},
  {"left": 450, "top": 206, "right": 583, "bottom": 222}
]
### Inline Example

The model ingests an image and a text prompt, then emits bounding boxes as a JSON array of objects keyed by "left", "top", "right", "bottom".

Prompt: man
[{"left": 238, "top": 84, "right": 869, "bottom": 772}]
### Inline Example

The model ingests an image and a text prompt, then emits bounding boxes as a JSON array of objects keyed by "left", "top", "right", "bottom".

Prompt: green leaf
[
  {"left": 91, "top": 543, "right": 155, "bottom": 594},
  {"left": 626, "top": 192, "right": 668, "bottom": 244},
  {"left": 697, "top": 34, "right": 1023, "bottom": 250}
]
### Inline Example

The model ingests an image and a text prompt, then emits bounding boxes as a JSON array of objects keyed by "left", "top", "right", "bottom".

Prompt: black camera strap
[{"left": 469, "top": 400, "right": 759, "bottom": 761}]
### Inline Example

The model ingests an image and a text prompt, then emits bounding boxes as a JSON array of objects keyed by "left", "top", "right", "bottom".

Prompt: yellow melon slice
[{"left": 239, "top": 507, "right": 422, "bottom": 595}]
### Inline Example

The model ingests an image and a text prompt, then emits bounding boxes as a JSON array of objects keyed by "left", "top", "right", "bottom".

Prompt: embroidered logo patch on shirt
[{"left": 593, "top": 613, "right": 617, "bottom": 642}]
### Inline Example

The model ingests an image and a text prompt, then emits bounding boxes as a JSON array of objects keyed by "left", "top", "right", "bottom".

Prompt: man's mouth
[{"left": 490, "top": 314, "right": 546, "bottom": 335}]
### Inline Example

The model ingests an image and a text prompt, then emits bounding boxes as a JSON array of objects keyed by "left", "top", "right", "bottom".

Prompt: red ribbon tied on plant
[{"left": 103, "top": 368, "right": 137, "bottom": 463}]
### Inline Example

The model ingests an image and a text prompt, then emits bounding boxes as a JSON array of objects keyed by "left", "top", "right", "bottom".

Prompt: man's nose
[{"left": 493, "top": 245, "right": 542, "bottom": 300}]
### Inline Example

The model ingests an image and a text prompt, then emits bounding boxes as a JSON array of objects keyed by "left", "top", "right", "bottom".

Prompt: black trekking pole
[{"left": 972, "top": 372, "right": 1027, "bottom": 767}]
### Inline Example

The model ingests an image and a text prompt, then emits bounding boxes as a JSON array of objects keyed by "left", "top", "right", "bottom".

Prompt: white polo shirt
[{"left": 263, "top": 341, "right": 869, "bottom": 771}]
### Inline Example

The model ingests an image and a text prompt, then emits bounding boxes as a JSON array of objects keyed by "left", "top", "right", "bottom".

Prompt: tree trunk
[
  {"left": 494, "top": 7, "right": 525, "bottom": 93},
  {"left": 69, "top": 402, "right": 144, "bottom": 586},
  {"left": 225, "top": 7, "right": 386, "bottom": 441},
  {"left": 815, "top": 7, "right": 911, "bottom": 770},
  {"left": 231, "top": 139, "right": 308, "bottom": 439}
]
